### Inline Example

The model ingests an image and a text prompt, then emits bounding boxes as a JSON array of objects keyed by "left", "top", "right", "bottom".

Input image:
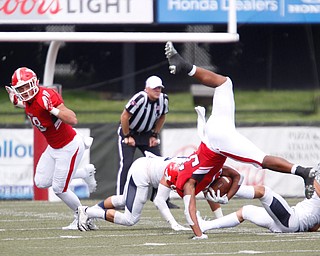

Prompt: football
[{"left": 209, "top": 176, "right": 232, "bottom": 197}]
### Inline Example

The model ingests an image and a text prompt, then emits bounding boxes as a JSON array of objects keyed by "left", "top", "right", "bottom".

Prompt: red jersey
[
  {"left": 175, "top": 142, "right": 227, "bottom": 197},
  {"left": 24, "top": 87, "right": 76, "bottom": 149}
]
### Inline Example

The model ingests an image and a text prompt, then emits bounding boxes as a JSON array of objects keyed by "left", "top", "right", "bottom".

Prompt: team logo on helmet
[{"left": 164, "top": 162, "right": 181, "bottom": 189}]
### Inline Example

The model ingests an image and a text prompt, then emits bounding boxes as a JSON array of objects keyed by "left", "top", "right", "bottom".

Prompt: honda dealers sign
[
  {"left": 158, "top": 0, "right": 320, "bottom": 24},
  {"left": 0, "top": 0, "right": 153, "bottom": 24}
]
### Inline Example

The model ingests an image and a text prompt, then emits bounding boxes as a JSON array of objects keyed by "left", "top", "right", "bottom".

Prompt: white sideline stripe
[
  {"left": 2, "top": 232, "right": 318, "bottom": 243},
  {"left": 128, "top": 237, "right": 320, "bottom": 246},
  {"left": 1, "top": 232, "right": 166, "bottom": 242}
]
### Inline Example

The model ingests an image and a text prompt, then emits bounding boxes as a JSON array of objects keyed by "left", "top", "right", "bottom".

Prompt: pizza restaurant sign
[{"left": 0, "top": 0, "right": 153, "bottom": 24}]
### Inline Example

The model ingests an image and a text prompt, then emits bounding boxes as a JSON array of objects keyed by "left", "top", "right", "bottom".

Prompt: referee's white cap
[{"left": 145, "top": 76, "right": 164, "bottom": 89}]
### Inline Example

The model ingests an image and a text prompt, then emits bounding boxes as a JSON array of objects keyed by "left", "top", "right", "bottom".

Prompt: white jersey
[
  {"left": 128, "top": 155, "right": 186, "bottom": 189},
  {"left": 293, "top": 194, "right": 320, "bottom": 231},
  {"left": 112, "top": 155, "right": 187, "bottom": 227}
]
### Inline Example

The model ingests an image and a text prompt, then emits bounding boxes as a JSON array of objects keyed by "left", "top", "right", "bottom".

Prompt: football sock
[
  {"left": 235, "top": 185, "right": 255, "bottom": 199},
  {"left": 203, "top": 212, "right": 240, "bottom": 232}
]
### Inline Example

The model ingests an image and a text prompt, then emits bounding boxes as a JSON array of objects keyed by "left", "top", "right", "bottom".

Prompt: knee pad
[
  {"left": 242, "top": 205, "right": 257, "bottom": 220},
  {"left": 111, "top": 195, "right": 126, "bottom": 208},
  {"left": 114, "top": 211, "right": 138, "bottom": 226},
  {"left": 34, "top": 176, "right": 50, "bottom": 189},
  {"left": 51, "top": 183, "right": 64, "bottom": 194}
]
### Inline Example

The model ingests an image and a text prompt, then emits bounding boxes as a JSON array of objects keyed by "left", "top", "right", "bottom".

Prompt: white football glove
[
  {"left": 192, "top": 233, "right": 208, "bottom": 240},
  {"left": 171, "top": 222, "right": 191, "bottom": 231},
  {"left": 5, "top": 86, "right": 18, "bottom": 106},
  {"left": 206, "top": 188, "right": 229, "bottom": 204},
  {"left": 5, "top": 85, "right": 26, "bottom": 108}
]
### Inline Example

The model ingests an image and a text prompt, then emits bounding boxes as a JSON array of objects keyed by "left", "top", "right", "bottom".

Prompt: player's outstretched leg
[{"left": 164, "top": 41, "right": 194, "bottom": 75}]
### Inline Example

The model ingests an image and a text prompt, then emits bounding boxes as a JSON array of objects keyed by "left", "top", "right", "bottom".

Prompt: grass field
[
  {"left": 1, "top": 87, "right": 320, "bottom": 124},
  {"left": 1, "top": 198, "right": 319, "bottom": 256}
]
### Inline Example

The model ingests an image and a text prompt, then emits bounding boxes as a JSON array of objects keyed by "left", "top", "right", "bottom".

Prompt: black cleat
[
  {"left": 304, "top": 165, "right": 319, "bottom": 199},
  {"left": 295, "top": 165, "right": 319, "bottom": 199},
  {"left": 164, "top": 41, "right": 193, "bottom": 75}
]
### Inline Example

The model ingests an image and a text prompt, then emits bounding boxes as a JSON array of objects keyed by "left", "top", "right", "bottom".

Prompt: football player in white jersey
[
  {"left": 198, "top": 172, "right": 320, "bottom": 233},
  {"left": 77, "top": 153, "right": 191, "bottom": 231}
]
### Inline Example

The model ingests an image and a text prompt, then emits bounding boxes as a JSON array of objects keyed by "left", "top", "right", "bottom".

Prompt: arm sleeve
[{"left": 153, "top": 183, "right": 177, "bottom": 224}]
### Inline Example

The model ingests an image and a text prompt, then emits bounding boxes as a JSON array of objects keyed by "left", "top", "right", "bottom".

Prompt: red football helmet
[
  {"left": 11, "top": 67, "right": 39, "bottom": 101},
  {"left": 164, "top": 162, "right": 180, "bottom": 188}
]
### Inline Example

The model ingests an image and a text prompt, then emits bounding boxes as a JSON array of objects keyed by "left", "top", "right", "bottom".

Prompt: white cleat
[
  {"left": 87, "top": 218, "right": 99, "bottom": 230},
  {"left": 77, "top": 206, "right": 89, "bottom": 232},
  {"left": 62, "top": 218, "right": 78, "bottom": 230},
  {"left": 84, "top": 164, "right": 97, "bottom": 193}
]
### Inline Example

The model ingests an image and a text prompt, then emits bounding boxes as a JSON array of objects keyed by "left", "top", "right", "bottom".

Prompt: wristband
[
  {"left": 49, "top": 107, "right": 60, "bottom": 116},
  {"left": 152, "top": 132, "right": 159, "bottom": 139},
  {"left": 188, "top": 65, "right": 197, "bottom": 76},
  {"left": 124, "top": 133, "right": 130, "bottom": 138}
]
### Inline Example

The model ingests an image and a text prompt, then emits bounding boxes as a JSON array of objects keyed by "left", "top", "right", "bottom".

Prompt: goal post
[{"left": 0, "top": 1, "right": 238, "bottom": 201}]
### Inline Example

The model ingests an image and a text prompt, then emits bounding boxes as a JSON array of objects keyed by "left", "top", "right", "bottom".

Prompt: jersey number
[
  {"left": 29, "top": 116, "right": 47, "bottom": 132},
  {"left": 180, "top": 154, "right": 200, "bottom": 171}
]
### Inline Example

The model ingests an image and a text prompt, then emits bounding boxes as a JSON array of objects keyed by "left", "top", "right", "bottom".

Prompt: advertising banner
[
  {"left": 0, "top": 0, "right": 153, "bottom": 24},
  {"left": 0, "top": 128, "right": 91, "bottom": 199},
  {"left": 162, "top": 126, "right": 320, "bottom": 197},
  {"left": 158, "top": 0, "right": 320, "bottom": 24}
]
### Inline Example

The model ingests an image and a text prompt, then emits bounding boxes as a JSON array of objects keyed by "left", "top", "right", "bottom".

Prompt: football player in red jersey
[
  {"left": 156, "top": 42, "right": 320, "bottom": 239},
  {"left": 5, "top": 67, "right": 97, "bottom": 230}
]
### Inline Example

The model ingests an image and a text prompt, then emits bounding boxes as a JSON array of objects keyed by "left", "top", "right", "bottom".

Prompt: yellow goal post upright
[{"left": 0, "top": 0, "right": 238, "bottom": 201}]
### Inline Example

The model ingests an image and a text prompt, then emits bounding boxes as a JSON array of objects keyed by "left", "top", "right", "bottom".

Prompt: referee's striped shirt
[{"left": 125, "top": 91, "right": 169, "bottom": 133}]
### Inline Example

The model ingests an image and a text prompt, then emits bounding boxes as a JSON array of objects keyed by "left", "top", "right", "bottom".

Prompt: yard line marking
[{"left": 60, "top": 236, "right": 82, "bottom": 239}]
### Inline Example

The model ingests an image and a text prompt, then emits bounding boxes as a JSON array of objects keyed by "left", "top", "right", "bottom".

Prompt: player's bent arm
[
  {"left": 221, "top": 165, "right": 243, "bottom": 201},
  {"left": 120, "top": 109, "right": 132, "bottom": 136},
  {"left": 183, "top": 179, "right": 203, "bottom": 237},
  {"left": 120, "top": 109, "right": 136, "bottom": 146},
  {"left": 55, "top": 103, "right": 78, "bottom": 125},
  {"left": 153, "top": 114, "right": 166, "bottom": 134}
]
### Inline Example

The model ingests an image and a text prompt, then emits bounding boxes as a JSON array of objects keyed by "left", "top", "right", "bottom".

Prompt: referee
[{"left": 117, "top": 76, "right": 178, "bottom": 209}]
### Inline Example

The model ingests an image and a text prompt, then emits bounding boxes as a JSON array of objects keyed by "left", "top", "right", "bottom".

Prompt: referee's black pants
[{"left": 116, "top": 133, "right": 161, "bottom": 195}]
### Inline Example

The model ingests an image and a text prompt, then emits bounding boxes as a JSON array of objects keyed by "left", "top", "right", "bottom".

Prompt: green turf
[
  {"left": 0, "top": 198, "right": 319, "bottom": 256},
  {"left": 1, "top": 87, "right": 320, "bottom": 124}
]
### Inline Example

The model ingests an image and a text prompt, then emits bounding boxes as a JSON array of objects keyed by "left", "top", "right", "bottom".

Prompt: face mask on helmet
[
  {"left": 164, "top": 162, "right": 181, "bottom": 188},
  {"left": 11, "top": 67, "right": 39, "bottom": 101}
]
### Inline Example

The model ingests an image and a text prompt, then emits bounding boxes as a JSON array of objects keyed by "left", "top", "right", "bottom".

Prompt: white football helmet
[{"left": 11, "top": 67, "right": 39, "bottom": 101}]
